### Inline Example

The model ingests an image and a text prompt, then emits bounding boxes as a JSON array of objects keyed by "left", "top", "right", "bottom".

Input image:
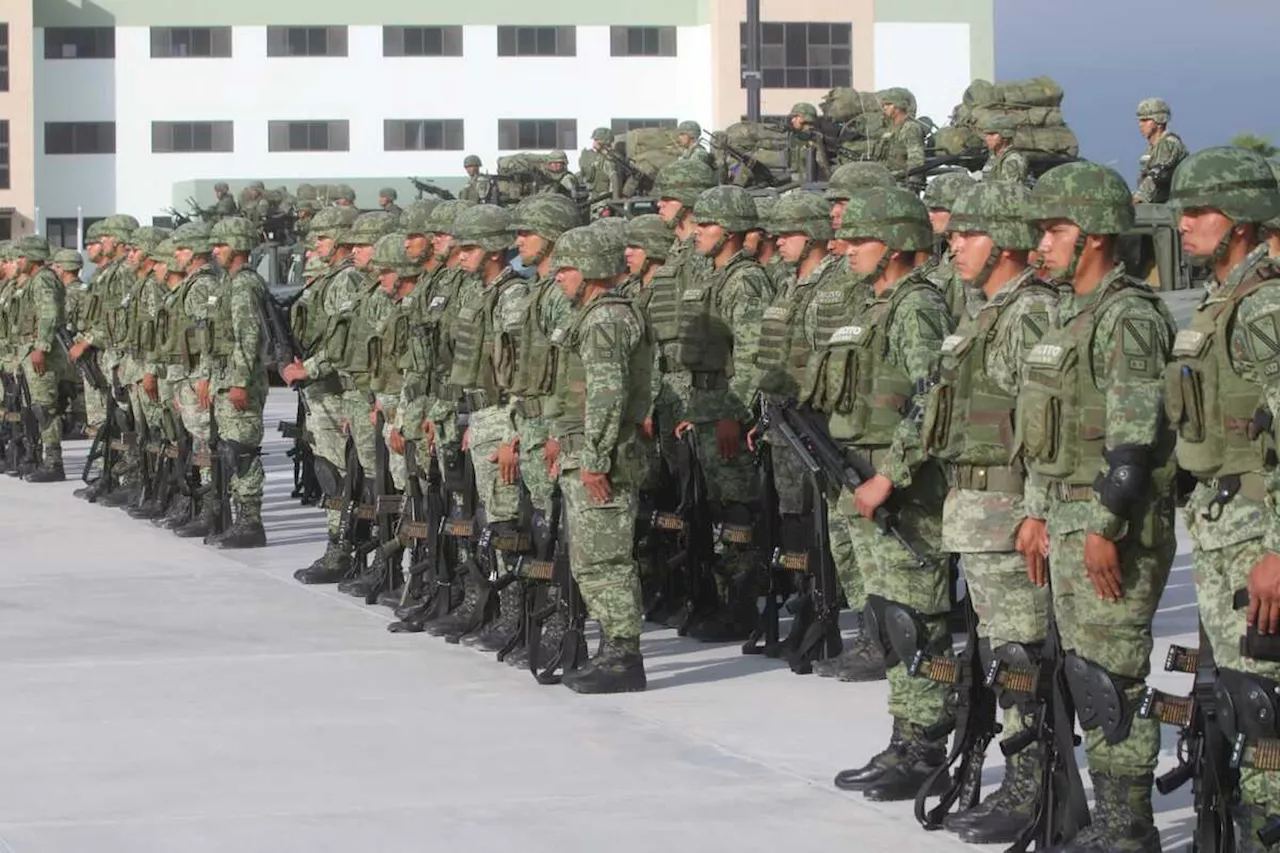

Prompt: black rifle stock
[
  {"left": 742, "top": 441, "right": 784, "bottom": 658},
  {"left": 659, "top": 428, "right": 720, "bottom": 635}
]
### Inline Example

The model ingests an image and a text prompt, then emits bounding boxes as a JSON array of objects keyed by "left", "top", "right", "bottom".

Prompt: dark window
[
  {"left": 0, "top": 217, "right": 10, "bottom": 241},
  {"left": 45, "top": 217, "right": 105, "bottom": 249},
  {"left": 497, "top": 119, "right": 576, "bottom": 150},
  {"left": 383, "top": 26, "right": 462, "bottom": 57},
  {"left": 0, "top": 25, "right": 9, "bottom": 92},
  {"left": 152, "top": 215, "right": 175, "bottom": 229},
  {"left": 0, "top": 121, "right": 8, "bottom": 189},
  {"left": 268, "top": 120, "right": 349, "bottom": 152},
  {"left": 150, "top": 27, "right": 232, "bottom": 58},
  {"left": 44, "top": 27, "right": 115, "bottom": 59},
  {"left": 496, "top": 26, "right": 575, "bottom": 57},
  {"left": 44, "top": 122, "right": 115, "bottom": 155},
  {"left": 609, "top": 26, "right": 677, "bottom": 57},
  {"left": 611, "top": 118, "right": 677, "bottom": 136},
  {"left": 266, "top": 26, "right": 347, "bottom": 57},
  {"left": 151, "top": 121, "right": 234, "bottom": 153},
  {"left": 740, "top": 22, "right": 851, "bottom": 88},
  {"left": 384, "top": 119, "right": 465, "bottom": 151}
]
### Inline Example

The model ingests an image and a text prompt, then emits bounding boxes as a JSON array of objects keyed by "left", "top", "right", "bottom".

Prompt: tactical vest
[
  {"left": 923, "top": 276, "right": 1056, "bottom": 469},
  {"left": 507, "top": 277, "right": 561, "bottom": 399},
  {"left": 554, "top": 295, "right": 652, "bottom": 440},
  {"left": 756, "top": 261, "right": 830, "bottom": 396},
  {"left": 451, "top": 270, "right": 521, "bottom": 399},
  {"left": 1017, "top": 279, "right": 1164, "bottom": 483},
  {"left": 206, "top": 269, "right": 266, "bottom": 366},
  {"left": 292, "top": 260, "right": 353, "bottom": 357},
  {"left": 80, "top": 260, "right": 119, "bottom": 339},
  {"left": 125, "top": 276, "right": 157, "bottom": 355},
  {"left": 0, "top": 279, "right": 17, "bottom": 347},
  {"left": 157, "top": 267, "right": 213, "bottom": 370},
  {"left": 646, "top": 239, "right": 696, "bottom": 352},
  {"left": 1167, "top": 258, "right": 1280, "bottom": 479},
  {"left": 370, "top": 294, "right": 414, "bottom": 396},
  {"left": 136, "top": 279, "right": 165, "bottom": 359},
  {"left": 100, "top": 261, "right": 134, "bottom": 348},
  {"left": 330, "top": 278, "right": 383, "bottom": 380},
  {"left": 407, "top": 267, "right": 466, "bottom": 393},
  {"left": 803, "top": 273, "right": 934, "bottom": 445},
  {"left": 12, "top": 277, "right": 35, "bottom": 341},
  {"left": 674, "top": 254, "right": 760, "bottom": 377}
]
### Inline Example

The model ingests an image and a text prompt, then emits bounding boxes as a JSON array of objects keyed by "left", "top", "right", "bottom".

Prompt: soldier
[
  {"left": 460, "top": 155, "right": 493, "bottom": 203},
  {"left": 787, "top": 102, "right": 831, "bottom": 182},
  {"left": 980, "top": 115, "right": 1029, "bottom": 185},
  {"left": 619, "top": 214, "right": 670, "bottom": 299},
  {"left": 378, "top": 188, "right": 402, "bottom": 221},
  {"left": 1167, "top": 147, "right": 1280, "bottom": 847},
  {"left": 212, "top": 182, "right": 239, "bottom": 220},
  {"left": 334, "top": 185, "right": 357, "bottom": 208},
  {"left": 203, "top": 217, "right": 270, "bottom": 548},
  {"left": 580, "top": 127, "right": 617, "bottom": 199},
  {"left": 818, "top": 187, "right": 954, "bottom": 801},
  {"left": 1015, "top": 162, "right": 1176, "bottom": 852},
  {"left": 51, "top": 248, "right": 82, "bottom": 285},
  {"left": 544, "top": 224, "right": 652, "bottom": 693},
  {"left": 239, "top": 183, "right": 267, "bottom": 226},
  {"left": 51, "top": 248, "right": 86, "bottom": 437},
  {"left": 283, "top": 206, "right": 365, "bottom": 583},
  {"left": 542, "top": 150, "right": 581, "bottom": 198},
  {"left": 12, "top": 237, "right": 68, "bottom": 482},
  {"left": 876, "top": 88, "right": 927, "bottom": 192},
  {"left": 826, "top": 162, "right": 896, "bottom": 262},
  {"left": 1133, "top": 98, "right": 1187, "bottom": 205},
  {"left": 921, "top": 171, "right": 978, "bottom": 319},
  {"left": 920, "top": 182, "right": 1058, "bottom": 843}
]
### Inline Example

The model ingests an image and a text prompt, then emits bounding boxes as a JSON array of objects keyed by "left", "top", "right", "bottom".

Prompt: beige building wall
[{"left": 0, "top": 0, "right": 32, "bottom": 236}]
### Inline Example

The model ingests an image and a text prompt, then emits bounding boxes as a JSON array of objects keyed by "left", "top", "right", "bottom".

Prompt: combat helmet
[
  {"left": 654, "top": 158, "right": 717, "bottom": 208},
  {"left": 1135, "top": 98, "right": 1171, "bottom": 125},
  {"left": 923, "top": 171, "right": 978, "bottom": 212},
  {"left": 339, "top": 211, "right": 396, "bottom": 247},
  {"left": 210, "top": 217, "right": 257, "bottom": 253},
  {"left": 624, "top": 214, "right": 673, "bottom": 263},
  {"left": 453, "top": 204, "right": 512, "bottom": 252},
  {"left": 591, "top": 127, "right": 614, "bottom": 144},
  {"left": 825, "top": 162, "right": 895, "bottom": 201},
  {"left": 372, "top": 232, "right": 417, "bottom": 277},
  {"left": 99, "top": 214, "right": 140, "bottom": 242},
  {"left": 309, "top": 205, "right": 359, "bottom": 241},
  {"left": 692, "top": 185, "right": 758, "bottom": 233},
  {"left": 1266, "top": 161, "right": 1280, "bottom": 231},
  {"left": 790, "top": 102, "right": 819, "bottom": 124},
  {"left": 511, "top": 195, "right": 582, "bottom": 242},
  {"left": 769, "top": 191, "right": 834, "bottom": 242},
  {"left": 424, "top": 199, "right": 476, "bottom": 237},
  {"left": 379, "top": 187, "right": 398, "bottom": 202},
  {"left": 149, "top": 238, "right": 176, "bottom": 270},
  {"left": 1169, "top": 146, "right": 1280, "bottom": 226},
  {"left": 547, "top": 150, "right": 569, "bottom": 166},
  {"left": 980, "top": 114, "right": 1019, "bottom": 139},
  {"left": 398, "top": 200, "right": 443, "bottom": 236},
  {"left": 949, "top": 183, "right": 1039, "bottom": 250},
  {"left": 677, "top": 120, "right": 702, "bottom": 138},
  {"left": 834, "top": 187, "right": 933, "bottom": 252},
  {"left": 170, "top": 222, "right": 213, "bottom": 254},
  {"left": 128, "top": 226, "right": 171, "bottom": 254},
  {"left": 751, "top": 195, "right": 779, "bottom": 235},
  {"left": 1028, "top": 162, "right": 1134, "bottom": 235},
  {"left": 13, "top": 235, "right": 50, "bottom": 263},
  {"left": 463, "top": 155, "right": 482, "bottom": 169},
  {"left": 52, "top": 248, "right": 84, "bottom": 272},
  {"left": 550, "top": 224, "right": 624, "bottom": 281}
]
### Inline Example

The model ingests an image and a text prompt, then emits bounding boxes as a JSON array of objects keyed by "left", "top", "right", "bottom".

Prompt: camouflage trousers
[
  {"left": 1047, "top": 525, "right": 1173, "bottom": 777},
  {"left": 81, "top": 354, "right": 108, "bottom": 429},
  {"left": 175, "top": 377, "right": 213, "bottom": 490},
  {"left": 468, "top": 403, "right": 521, "bottom": 526},
  {"left": 301, "top": 384, "right": 347, "bottom": 536},
  {"left": 516, "top": 409, "right": 557, "bottom": 515},
  {"left": 21, "top": 349, "right": 68, "bottom": 453},
  {"left": 561, "top": 445, "right": 643, "bottom": 642},
  {"left": 214, "top": 387, "right": 265, "bottom": 517},
  {"left": 341, "top": 390, "right": 379, "bottom": 483}
]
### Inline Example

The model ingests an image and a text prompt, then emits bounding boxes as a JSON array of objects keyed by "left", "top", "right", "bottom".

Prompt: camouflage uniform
[
  {"left": 378, "top": 188, "right": 403, "bottom": 222},
  {"left": 1017, "top": 162, "right": 1176, "bottom": 852},
  {"left": 459, "top": 155, "right": 493, "bottom": 203},
  {"left": 116, "top": 227, "right": 170, "bottom": 488},
  {"left": 12, "top": 237, "right": 68, "bottom": 480},
  {"left": 921, "top": 171, "right": 978, "bottom": 321},
  {"left": 786, "top": 103, "right": 831, "bottom": 182},
  {"left": 980, "top": 116, "right": 1029, "bottom": 185},
  {"left": 212, "top": 182, "right": 239, "bottom": 220},
  {"left": 579, "top": 127, "right": 617, "bottom": 199},
  {"left": 875, "top": 89, "right": 927, "bottom": 192},
  {"left": 76, "top": 216, "right": 138, "bottom": 445},
  {"left": 676, "top": 120, "right": 713, "bottom": 165},
  {"left": 1133, "top": 98, "right": 1187, "bottom": 204}
]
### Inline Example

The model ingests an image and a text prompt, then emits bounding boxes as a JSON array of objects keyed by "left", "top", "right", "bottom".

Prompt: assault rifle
[
  {"left": 203, "top": 403, "right": 232, "bottom": 540},
  {"left": 264, "top": 293, "right": 321, "bottom": 505},
  {"left": 519, "top": 485, "right": 587, "bottom": 683},
  {"left": 705, "top": 132, "right": 788, "bottom": 189},
  {"left": 409, "top": 177, "right": 457, "bottom": 202},
  {"left": 360, "top": 406, "right": 404, "bottom": 605},
  {"left": 742, "top": 439, "right": 785, "bottom": 658},
  {"left": 651, "top": 428, "right": 720, "bottom": 635},
  {"left": 897, "top": 149, "right": 989, "bottom": 182},
  {"left": 57, "top": 326, "right": 122, "bottom": 490},
  {"left": 394, "top": 441, "right": 451, "bottom": 616}
]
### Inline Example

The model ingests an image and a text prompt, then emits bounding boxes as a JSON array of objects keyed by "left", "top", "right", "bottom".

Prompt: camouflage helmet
[
  {"left": 834, "top": 187, "right": 932, "bottom": 252},
  {"left": 14, "top": 235, "right": 50, "bottom": 262},
  {"left": 825, "top": 162, "right": 895, "bottom": 200},
  {"left": 214, "top": 181, "right": 229, "bottom": 193},
  {"left": 752, "top": 194, "right": 779, "bottom": 234},
  {"left": 248, "top": 180, "right": 266, "bottom": 191},
  {"left": 379, "top": 187, "right": 397, "bottom": 202},
  {"left": 303, "top": 254, "right": 328, "bottom": 280},
  {"left": 789, "top": 102, "right": 819, "bottom": 123},
  {"left": 295, "top": 183, "right": 317, "bottom": 201},
  {"left": 52, "top": 248, "right": 83, "bottom": 271},
  {"left": 398, "top": 199, "right": 443, "bottom": 236},
  {"left": 307, "top": 205, "right": 359, "bottom": 240},
  {"left": 692, "top": 185, "right": 758, "bottom": 233},
  {"left": 1027, "top": 162, "right": 1134, "bottom": 234},
  {"left": 550, "top": 224, "right": 624, "bottom": 280},
  {"left": 149, "top": 238, "right": 175, "bottom": 268},
  {"left": 589, "top": 216, "right": 628, "bottom": 242},
  {"left": 424, "top": 199, "right": 476, "bottom": 236},
  {"left": 1168, "top": 146, "right": 1280, "bottom": 225},
  {"left": 463, "top": 154, "right": 482, "bottom": 169},
  {"left": 337, "top": 184, "right": 357, "bottom": 203},
  {"left": 980, "top": 114, "right": 1019, "bottom": 138},
  {"left": 922, "top": 171, "right": 978, "bottom": 211},
  {"left": 877, "top": 87, "right": 913, "bottom": 111},
  {"left": 296, "top": 198, "right": 321, "bottom": 216},
  {"left": 511, "top": 194, "right": 582, "bottom": 242},
  {"left": 170, "top": 221, "right": 213, "bottom": 254},
  {"left": 371, "top": 232, "right": 416, "bottom": 276},
  {"left": 209, "top": 217, "right": 257, "bottom": 252},
  {"left": 769, "top": 191, "right": 834, "bottom": 241},
  {"left": 591, "top": 127, "right": 613, "bottom": 144},
  {"left": 624, "top": 213, "right": 673, "bottom": 262},
  {"left": 677, "top": 120, "right": 702, "bottom": 137},
  {"left": 84, "top": 220, "right": 108, "bottom": 244},
  {"left": 99, "top": 214, "right": 140, "bottom": 241},
  {"left": 127, "top": 226, "right": 170, "bottom": 253},
  {"left": 948, "top": 183, "right": 1039, "bottom": 250},
  {"left": 655, "top": 158, "right": 717, "bottom": 207},
  {"left": 453, "top": 204, "right": 512, "bottom": 252},
  {"left": 339, "top": 211, "right": 395, "bottom": 247},
  {"left": 547, "top": 150, "right": 568, "bottom": 166},
  {"left": 0, "top": 242, "right": 16, "bottom": 261},
  {"left": 1135, "top": 97, "right": 1171, "bottom": 124}
]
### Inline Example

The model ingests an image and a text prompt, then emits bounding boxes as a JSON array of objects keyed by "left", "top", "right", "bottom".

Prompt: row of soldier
[{"left": 6, "top": 134, "right": 1280, "bottom": 851}]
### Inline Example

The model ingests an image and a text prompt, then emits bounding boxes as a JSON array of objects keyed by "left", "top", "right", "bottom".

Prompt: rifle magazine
[
  {"left": 1137, "top": 687, "right": 1193, "bottom": 728},
  {"left": 1163, "top": 643, "right": 1199, "bottom": 674}
]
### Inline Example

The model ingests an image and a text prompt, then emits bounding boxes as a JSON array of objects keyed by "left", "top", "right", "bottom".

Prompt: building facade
[{"left": 9, "top": 0, "right": 992, "bottom": 245}]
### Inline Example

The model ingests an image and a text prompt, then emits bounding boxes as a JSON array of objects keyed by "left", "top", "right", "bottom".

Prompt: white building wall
[{"left": 873, "top": 22, "right": 972, "bottom": 127}]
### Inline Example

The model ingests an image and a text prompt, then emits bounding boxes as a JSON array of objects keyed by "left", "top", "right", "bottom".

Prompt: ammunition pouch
[
  {"left": 980, "top": 640, "right": 1043, "bottom": 712},
  {"left": 1063, "top": 653, "right": 1136, "bottom": 745},
  {"left": 314, "top": 456, "right": 344, "bottom": 503},
  {"left": 1232, "top": 587, "right": 1280, "bottom": 662},
  {"left": 775, "top": 513, "right": 811, "bottom": 572},
  {"left": 877, "top": 598, "right": 954, "bottom": 682}
]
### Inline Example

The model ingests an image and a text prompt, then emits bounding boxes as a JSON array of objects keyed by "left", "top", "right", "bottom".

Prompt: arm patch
[
  {"left": 1020, "top": 309, "right": 1049, "bottom": 347},
  {"left": 1246, "top": 311, "right": 1280, "bottom": 364},
  {"left": 588, "top": 322, "right": 617, "bottom": 359}
]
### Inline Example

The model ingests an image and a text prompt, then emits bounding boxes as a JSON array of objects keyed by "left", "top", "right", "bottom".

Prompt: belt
[
  {"left": 515, "top": 397, "right": 544, "bottom": 418},
  {"left": 948, "top": 463, "right": 1024, "bottom": 494},
  {"left": 464, "top": 390, "right": 508, "bottom": 411},
  {"left": 1049, "top": 481, "right": 1094, "bottom": 502}
]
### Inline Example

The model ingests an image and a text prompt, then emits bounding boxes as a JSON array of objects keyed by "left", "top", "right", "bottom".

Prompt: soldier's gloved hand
[
  {"left": 853, "top": 473, "right": 893, "bottom": 521},
  {"left": 228, "top": 386, "right": 249, "bottom": 411},
  {"left": 493, "top": 437, "right": 520, "bottom": 485},
  {"left": 68, "top": 340, "right": 89, "bottom": 362},
  {"left": 30, "top": 349, "right": 45, "bottom": 376},
  {"left": 195, "top": 379, "right": 211, "bottom": 410},
  {"left": 1248, "top": 552, "right": 1280, "bottom": 635},
  {"left": 389, "top": 428, "right": 405, "bottom": 456},
  {"left": 142, "top": 373, "right": 159, "bottom": 402},
  {"left": 1083, "top": 533, "right": 1122, "bottom": 603},
  {"left": 581, "top": 469, "right": 612, "bottom": 504},
  {"left": 1016, "top": 517, "right": 1049, "bottom": 587},
  {"left": 714, "top": 419, "right": 741, "bottom": 459}
]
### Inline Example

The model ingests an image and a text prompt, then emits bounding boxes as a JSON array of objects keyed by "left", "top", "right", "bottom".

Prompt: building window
[
  {"left": 266, "top": 26, "right": 347, "bottom": 57},
  {"left": 44, "top": 27, "right": 115, "bottom": 59},
  {"left": 496, "top": 26, "right": 575, "bottom": 57},
  {"left": 0, "top": 217, "right": 10, "bottom": 241},
  {"left": 497, "top": 119, "right": 576, "bottom": 151},
  {"left": 152, "top": 215, "right": 175, "bottom": 229},
  {"left": 151, "top": 121, "right": 234, "bottom": 153},
  {"left": 610, "top": 26, "right": 676, "bottom": 57},
  {"left": 268, "top": 120, "right": 349, "bottom": 152},
  {"left": 0, "top": 121, "right": 9, "bottom": 189},
  {"left": 383, "top": 26, "right": 462, "bottom": 57},
  {"left": 150, "top": 27, "right": 232, "bottom": 58},
  {"left": 0, "top": 25, "right": 9, "bottom": 92},
  {"left": 45, "top": 217, "right": 105, "bottom": 249},
  {"left": 45, "top": 122, "right": 115, "bottom": 155},
  {"left": 740, "top": 22, "right": 852, "bottom": 88},
  {"left": 384, "top": 119, "right": 464, "bottom": 151},
  {"left": 611, "top": 118, "right": 677, "bottom": 136}
]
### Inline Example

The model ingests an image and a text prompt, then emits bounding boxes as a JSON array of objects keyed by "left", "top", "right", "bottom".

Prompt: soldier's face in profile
[
  {"left": 983, "top": 132, "right": 1003, "bottom": 152},
  {"left": 1178, "top": 208, "right": 1234, "bottom": 259},
  {"left": 693, "top": 222, "right": 725, "bottom": 255},
  {"left": 678, "top": 133, "right": 694, "bottom": 148},
  {"left": 465, "top": 165, "right": 479, "bottom": 177},
  {"left": 776, "top": 232, "right": 809, "bottom": 264},
  {"left": 830, "top": 199, "right": 848, "bottom": 229},
  {"left": 1035, "top": 220, "right": 1082, "bottom": 275},
  {"left": 845, "top": 237, "right": 889, "bottom": 276},
  {"left": 515, "top": 230, "right": 549, "bottom": 265},
  {"left": 950, "top": 231, "right": 996, "bottom": 281},
  {"left": 431, "top": 234, "right": 453, "bottom": 259},
  {"left": 743, "top": 230, "right": 762, "bottom": 256},
  {"left": 458, "top": 245, "right": 485, "bottom": 274},
  {"left": 314, "top": 236, "right": 337, "bottom": 260},
  {"left": 172, "top": 247, "right": 194, "bottom": 272},
  {"left": 929, "top": 210, "right": 951, "bottom": 235},
  {"left": 657, "top": 199, "right": 684, "bottom": 224},
  {"left": 352, "top": 244, "right": 376, "bottom": 270},
  {"left": 1137, "top": 118, "right": 1156, "bottom": 139},
  {"left": 378, "top": 268, "right": 399, "bottom": 293},
  {"left": 624, "top": 245, "right": 648, "bottom": 275},
  {"left": 154, "top": 262, "right": 169, "bottom": 279},
  {"left": 555, "top": 266, "right": 584, "bottom": 299},
  {"left": 404, "top": 233, "right": 430, "bottom": 262},
  {"left": 124, "top": 245, "right": 144, "bottom": 269},
  {"left": 211, "top": 244, "right": 233, "bottom": 268}
]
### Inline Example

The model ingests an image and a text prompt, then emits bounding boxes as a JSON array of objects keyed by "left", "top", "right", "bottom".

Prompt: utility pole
[{"left": 743, "top": 0, "right": 762, "bottom": 123}]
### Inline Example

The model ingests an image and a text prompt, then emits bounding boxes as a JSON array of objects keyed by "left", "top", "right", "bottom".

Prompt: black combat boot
[
  {"left": 377, "top": 586, "right": 406, "bottom": 608},
  {"left": 174, "top": 495, "right": 219, "bottom": 538},
  {"left": 127, "top": 495, "right": 167, "bottom": 519},
  {"left": 687, "top": 570, "right": 760, "bottom": 642},
  {"left": 1052, "top": 772, "right": 1159, "bottom": 853},
  {"left": 561, "top": 637, "right": 646, "bottom": 694},
  {"left": 464, "top": 579, "right": 523, "bottom": 652},
  {"left": 293, "top": 541, "right": 354, "bottom": 585},
  {"left": 954, "top": 744, "right": 1042, "bottom": 842},
  {"left": 424, "top": 565, "right": 483, "bottom": 637},
  {"left": 834, "top": 719, "right": 910, "bottom": 789},
  {"left": 859, "top": 723, "right": 950, "bottom": 802},
  {"left": 811, "top": 627, "right": 887, "bottom": 681},
  {"left": 337, "top": 556, "right": 386, "bottom": 598},
  {"left": 24, "top": 449, "right": 65, "bottom": 483},
  {"left": 155, "top": 494, "right": 193, "bottom": 529},
  {"left": 211, "top": 503, "right": 267, "bottom": 550},
  {"left": 74, "top": 480, "right": 101, "bottom": 501}
]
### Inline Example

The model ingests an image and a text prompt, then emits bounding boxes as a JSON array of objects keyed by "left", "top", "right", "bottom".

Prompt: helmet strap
[
  {"left": 871, "top": 249, "right": 893, "bottom": 285},
  {"left": 969, "top": 244, "right": 1002, "bottom": 291},
  {"left": 1051, "top": 232, "right": 1088, "bottom": 283}
]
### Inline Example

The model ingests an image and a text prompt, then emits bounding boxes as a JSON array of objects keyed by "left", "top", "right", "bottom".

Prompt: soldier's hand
[
  {"left": 195, "top": 379, "right": 212, "bottom": 410},
  {"left": 674, "top": 420, "right": 694, "bottom": 439},
  {"left": 68, "top": 341, "right": 89, "bottom": 362},
  {"left": 746, "top": 425, "right": 760, "bottom": 452},
  {"left": 389, "top": 428, "right": 405, "bottom": 456},
  {"left": 544, "top": 438, "right": 560, "bottom": 477},
  {"left": 341, "top": 418, "right": 350, "bottom": 436},
  {"left": 715, "top": 419, "right": 741, "bottom": 459},
  {"left": 641, "top": 417, "right": 654, "bottom": 439},
  {"left": 422, "top": 418, "right": 437, "bottom": 452},
  {"left": 493, "top": 437, "right": 520, "bottom": 485},
  {"left": 1083, "top": 533, "right": 1123, "bottom": 602},
  {"left": 461, "top": 426, "right": 471, "bottom": 452},
  {"left": 1248, "top": 552, "right": 1280, "bottom": 635},
  {"left": 228, "top": 386, "right": 249, "bottom": 411},
  {"left": 581, "top": 469, "right": 612, "bottom": 504},
  {"left": 1016, "top": 517, "right": 1049, "bottom": 587},
  {"left": 142, "top": 373, "right": 159, "bottom": 402},
  {"left": 281, "top": 360, "right": 308, "bottom": 386},
  {"left": 30, "top": 349, "right": 45, "bottom": 376},
  {"left": 853, "top": 474, "right": 893, "bottom": 521}
]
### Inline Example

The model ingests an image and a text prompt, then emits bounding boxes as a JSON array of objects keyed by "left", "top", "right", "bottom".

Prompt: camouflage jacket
[
  {"left": 204, "top": 266, "right": 267, "bottom": 393},
  {"left": 1134, "top": 131, "right": 1188, "bottom": 204},
  {"left": 299, "top": 259, "right": 364, "bottom": 383},
  {"left": 982, "top": 147, "right": 1029, "bottom": 185},
  {"left": 877, "top": 118, "right": 926, "bottom": 189},
  {"left": 689, "top": 250, "right": 769, "bottom": 423}
]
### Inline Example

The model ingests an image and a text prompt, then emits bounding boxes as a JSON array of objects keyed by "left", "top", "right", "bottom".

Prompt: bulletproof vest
[
  {"left": 803, "top": 272, "right": 934, "bottom": 445},
  {"left": 1017, "top": 277, "right": 1165, "bottom": 484},
  {"left": 554, "top": 295, "right": 652, "bottom": 440},
  {"left": 507, "top": 276, "right": 561, "bottom": 399},
  {"left": 1167, "top": 252, "right": 1280, "bottom": 479},
  {"left": 450, "top": 269, "right": 521, "bottom": 398},
  {"left": 80, "top": 259, "right": 121, "bottom": 340},
  {"left": 0, "top": 279, "right": 16, "bottom": 347},
  {"left": 756, "top": 258, "right": 830, "bottom": 397},
  {"left": 136, "top": 279, "right": 167, "bottom": 358},
  {"left": 370, "top": 291, "right": 414, "bottom": 396},
  {"left": 292, "top": 259, "right": 353, "bottom": 357},
  {"left": 158, "top": 265, "right": 215, "bottom": 370},
  {"left": 14, "top": 268, "right": 62, "bottom": 344},
  {"left": 407, "top": 266, "right": 469, "bottom": 391},
  {"left": 110, "top": 271, "right": 146, "bottom": 353},
  {"left": 923, "top": 274, "right": 1056, "bottom": 468},
  {"left": 675, "top": 253, "right": 761, "bottom": 376},
  {"left": 11, "top": 276, "right": 35, "bottom": 341},
  {"left": 646, "top": 237, "right": 697, "bottom": 351},
  {"left": 123, "top": 274, "right": 157, "bottom": 353},
  {"left": 100, "top": 260, "right": 137, "bottom": 348},
  {"left": 331, "top": 275, "right": 386, "bottom": 380},
  {"left": 205, "top": 268, "right": 266, "bottom": 364}
]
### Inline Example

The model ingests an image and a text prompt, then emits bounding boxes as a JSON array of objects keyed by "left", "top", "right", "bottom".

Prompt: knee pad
[
  {"left": 1063, "top": 653, "right": 1137, "bottom": 745},
  {"left": 313, "top": 456, "right": 344, "bottom": 502},
  {"left": 29, "top": 403, "right": 53, "bottom": 433},
  {"left": 981, "top": 641, "right": 1044, "bottom": 710},
  {"left": 1215, "top": 668, "right": 1280, "bottom": 748}
]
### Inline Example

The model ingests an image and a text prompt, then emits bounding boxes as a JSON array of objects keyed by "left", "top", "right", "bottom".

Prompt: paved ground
[{"left": 0, "top": 390, "right": 1202, "bottom": 852}]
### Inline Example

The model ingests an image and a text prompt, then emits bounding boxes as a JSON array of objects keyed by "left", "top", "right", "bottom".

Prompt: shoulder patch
[
  {"left": 1246, "top": 310, "right": 1280, "bottom": 363},
  {"left": 1020, "top": 310, "right": 1049, "bottom": 347},
  {"left": 914, "top": 308, "right": 946, "bottom": 344},
  {"left": 588, "top": 321, "right": 617, "bottom": 359},
  {"left": 1120, "top": 317, "right": 1154, "bottom": 357}
]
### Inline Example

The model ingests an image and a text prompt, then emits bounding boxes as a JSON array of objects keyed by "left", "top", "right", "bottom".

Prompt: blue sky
[{"left": 994, "top": 0, "right": 1280, "bottom": 186}]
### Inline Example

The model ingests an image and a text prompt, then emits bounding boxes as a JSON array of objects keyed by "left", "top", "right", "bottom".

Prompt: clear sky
[{"left": 993, "top": 0, "right": 1280, "bottom": 186}]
